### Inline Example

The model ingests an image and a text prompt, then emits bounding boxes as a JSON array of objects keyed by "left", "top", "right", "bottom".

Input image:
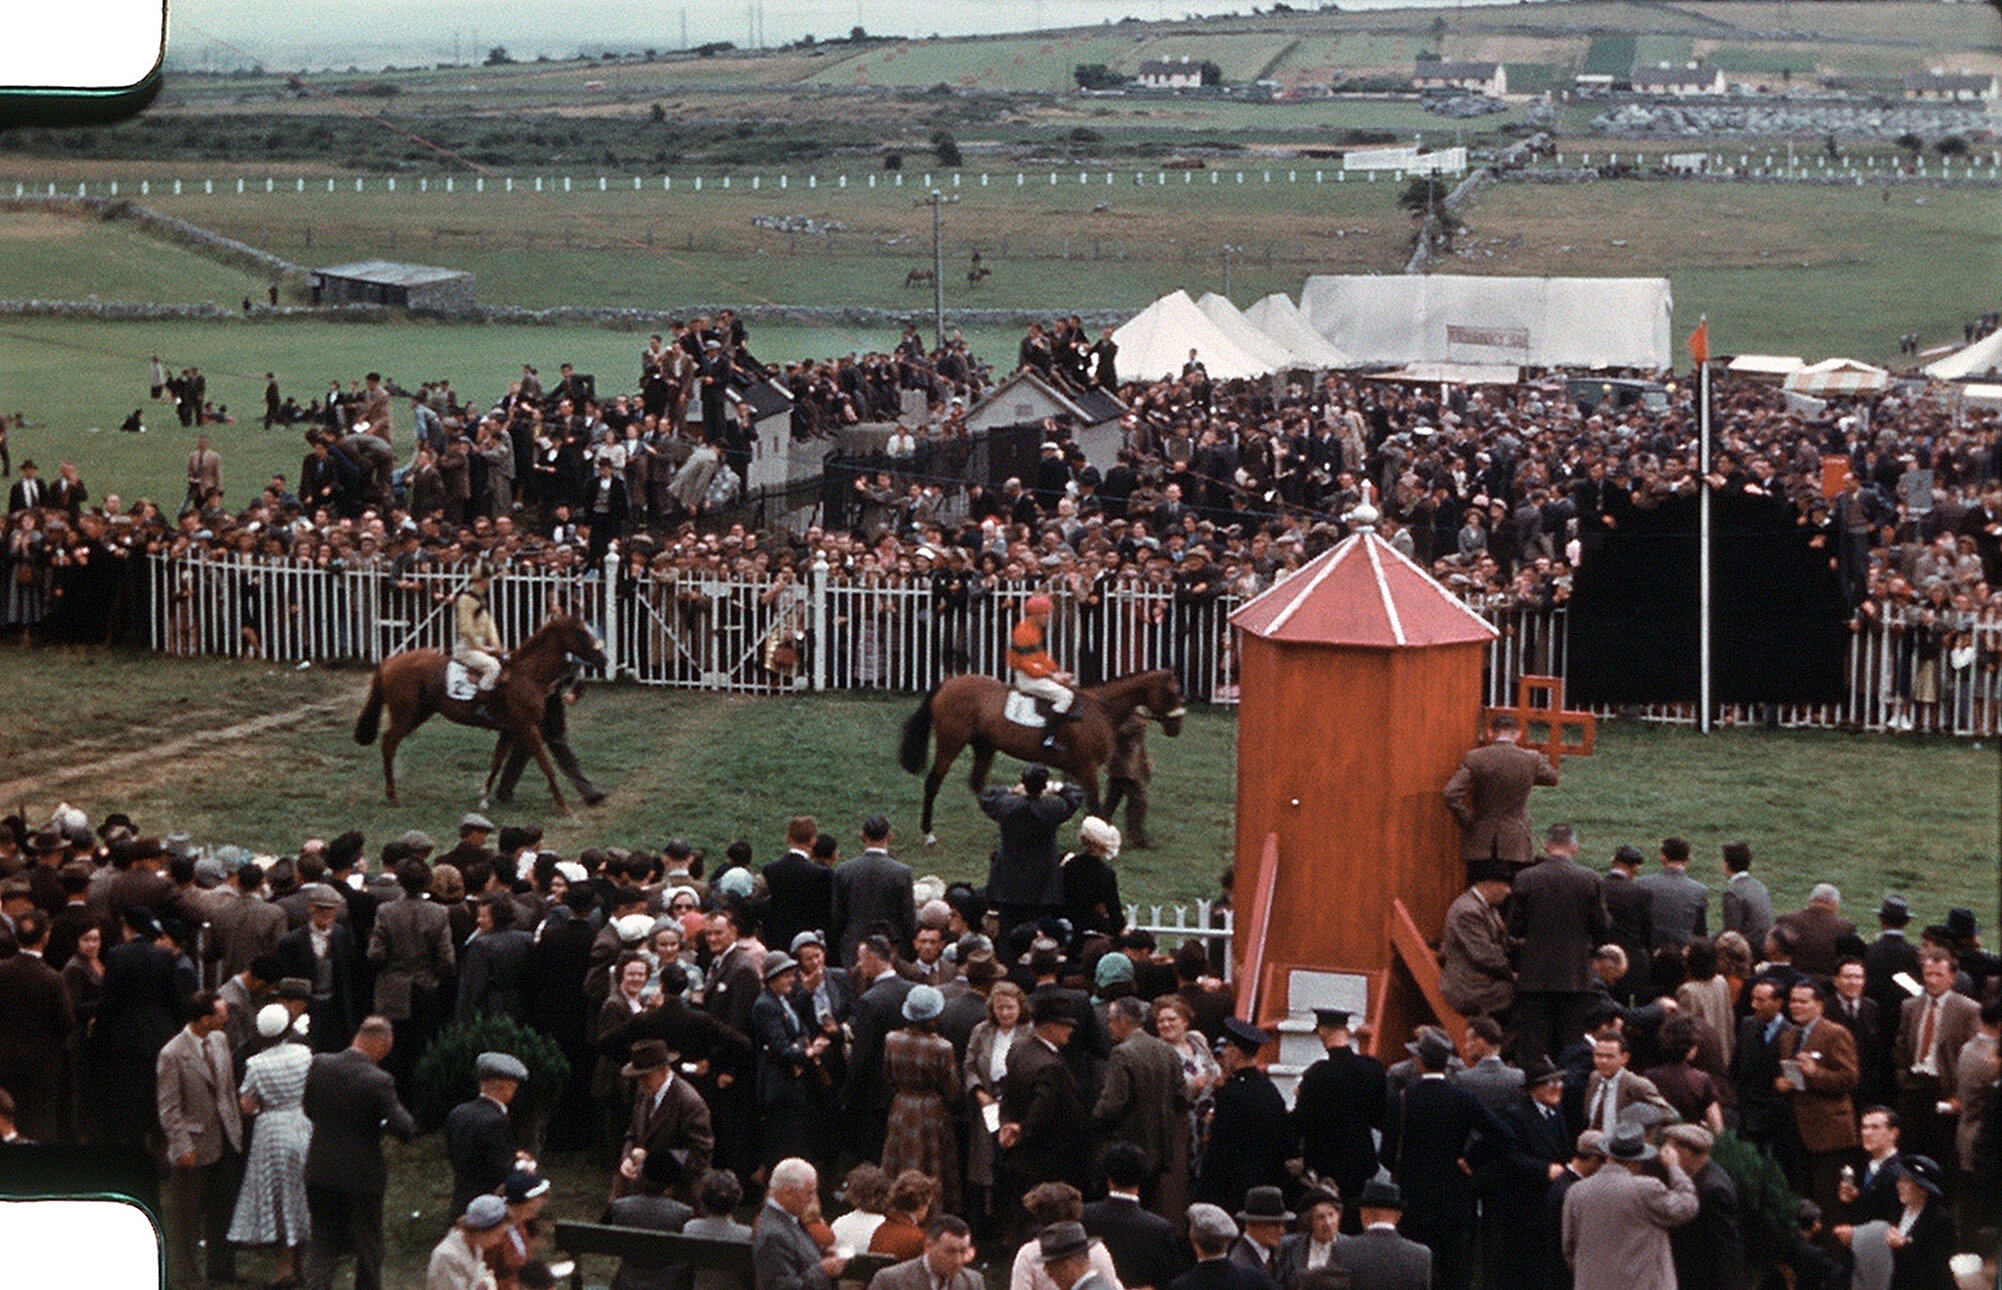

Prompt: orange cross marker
[{"left": 1483, "top": 675, "right": 1595, "bottom": 766}]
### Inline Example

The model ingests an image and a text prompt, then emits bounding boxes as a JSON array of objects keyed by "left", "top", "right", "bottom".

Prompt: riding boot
[
  {"left": 1125, "top": 792, "right": 1153, "bottom": 848},
  {"left": 1040, "top": 706, "right": 1076, "bottom": 756}
]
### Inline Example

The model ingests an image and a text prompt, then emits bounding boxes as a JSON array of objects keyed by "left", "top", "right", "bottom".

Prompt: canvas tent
[
  {"left": 1297, "top": 275, "right": 1672, "bottom": 370},
  {"left": 1925, "top": 330, "right": 2002, "bottom": 381},
  {"left": 1197, "top": 293, "right": 1308, "bottom": 371},
  {"left": 1783, "top": 358, "right": 1890, "bottom": 398},
  {"left": 1111, "top": 290, "right": 1276, "bottom": 383},
  {"left": 1242, "top": 293, "right": 1353, "bottom": 369},
  {"left": 1726, "top": 354, "right": 1806, "bottom": 382}
]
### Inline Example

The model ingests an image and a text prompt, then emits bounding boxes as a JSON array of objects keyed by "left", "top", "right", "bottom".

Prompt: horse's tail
[
  {"left": 898, "top": 685, "right": 940, "bottom": 774},
  {"left": 354, "top": 671, "right": 384, "bottom": 745}
]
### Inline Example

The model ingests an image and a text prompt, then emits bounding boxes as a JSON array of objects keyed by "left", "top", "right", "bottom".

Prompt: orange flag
[{"left": 1686, "top": 318, "right": 1710, "bottom": 365}]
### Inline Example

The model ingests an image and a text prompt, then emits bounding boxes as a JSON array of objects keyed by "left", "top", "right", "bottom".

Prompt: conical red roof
[{"left": 1230, "top": 530, "right": 1499, "bottom": 647}]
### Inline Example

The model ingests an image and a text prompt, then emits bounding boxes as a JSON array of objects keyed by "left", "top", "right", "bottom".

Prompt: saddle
[
  {"left": 1003, "top": 691, "right": 1053, "bottom": 729},
  {"left": 444, "top": 660, "right": 479, "bottom": 702}
]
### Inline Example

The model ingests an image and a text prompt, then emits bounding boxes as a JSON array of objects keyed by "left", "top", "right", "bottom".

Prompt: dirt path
[{"left": 0, "top": 693, "right": 354, "bottom": 802}]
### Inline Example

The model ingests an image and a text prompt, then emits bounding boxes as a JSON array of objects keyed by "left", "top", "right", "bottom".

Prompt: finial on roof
[{"left": 1345, "top": 482, "right": 1380, "bottom": 534}]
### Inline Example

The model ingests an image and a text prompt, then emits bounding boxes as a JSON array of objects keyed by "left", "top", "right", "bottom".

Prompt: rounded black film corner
[
  {"left": 0, "top": 0, "right": 168, "bottom": 127},
  {"left": 0, "top": 1143, "right": 165, "bottom": 1287}
]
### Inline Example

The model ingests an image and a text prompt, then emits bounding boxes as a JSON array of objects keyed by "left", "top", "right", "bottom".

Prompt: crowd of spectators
[
  {"left": 0, "top": 797, "right": 1997, "bottom": 1290},
  {"left": 6, "top": 315, "right": 2002, "bottom": 712}
]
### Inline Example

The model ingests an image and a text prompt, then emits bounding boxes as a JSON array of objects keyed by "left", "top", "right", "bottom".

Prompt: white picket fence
[
  {"left": 145, "top": 551, "right": 2002, "bottom": 735},
  {"left": 1125, "top": 898, "right": 1234, "bottom": 982},
  {"left": 18, "top": 147, "right": 2002, "bottom": 204}
]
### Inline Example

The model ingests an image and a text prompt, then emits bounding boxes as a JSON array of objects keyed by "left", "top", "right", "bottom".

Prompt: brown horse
[
  {"left": 898, "top": 668, "right": 1185, "bottom": 842},
  {"left": 353, "top": 614, "right": 608, "bottom": 813}
]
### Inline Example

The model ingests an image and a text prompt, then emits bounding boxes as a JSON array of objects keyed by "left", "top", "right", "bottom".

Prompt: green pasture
[
  {"left": 0, "top": 209, "right": 271, "bottom": 305},
  {"left": 1692, "top": 1, "right": 2002, "bottom": 49},
  {"left": 0, "top": 645, "right": 1994, "bottom": 926}
]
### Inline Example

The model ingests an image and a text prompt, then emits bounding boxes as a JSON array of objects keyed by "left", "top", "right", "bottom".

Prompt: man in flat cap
[
  {"left": 428, "top": 1193, "right": 514, "bottom": 1290},
  {"left": 1167, "top": 1205, "right": 1273, "bottom": 1290},
  {"left": 1196, "top": 1019, "right": 1289, "bottom": 1209},
  {"left": 445, "top": 1050, "right": 531, "bottom": 1219},
  {"left": 278, "top": 884, "right": 360, "bottom": 1052}
]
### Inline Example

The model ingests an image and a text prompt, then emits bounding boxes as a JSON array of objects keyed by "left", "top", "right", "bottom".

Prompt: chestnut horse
[
  {"left": 354, "top": 614, "right": 607, "bottom": 813},
  {"left": 898, "top": 668, "right": 1185, "bottom": 842}
]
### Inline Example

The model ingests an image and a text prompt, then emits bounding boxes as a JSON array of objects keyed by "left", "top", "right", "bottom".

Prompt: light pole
[
  {"left": 921, "top": 190, "right": 957, "bottom": 350},
  {"left": 1221, "top": 244, "right": 1243, "bottom": 300}
]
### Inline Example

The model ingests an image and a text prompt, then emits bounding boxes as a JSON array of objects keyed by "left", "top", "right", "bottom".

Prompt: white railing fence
[
  {"left": 144, "top": 552, "right": 2002, "bottom": 735},
  {"left": 1125, "top": 899, "right": 1235, "bottom": 983}
]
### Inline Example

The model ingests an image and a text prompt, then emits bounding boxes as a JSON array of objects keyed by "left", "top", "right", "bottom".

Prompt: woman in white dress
[{"left": 229, "top": 1003, "right": 313, "bottom": 1286}]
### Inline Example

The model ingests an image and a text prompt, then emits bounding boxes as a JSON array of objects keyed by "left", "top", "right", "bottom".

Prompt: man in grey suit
[
  {"left": 1437, "top": 864, "right": 1516, "bottom": 1020},
  {"left": 1559, "top": 1124, "right": 1697, "bottom": 1290},
  {"left": 208, "top": 859, "right": 288, "bottom": 981},
  {"left": 1634, "top": 837, "right": 1707, "bottom": 951},
  {"left": 1449, "top": 1017, "right": 1522, "bottom": 1113},
  {"left": 158, "top": 989, "right": 244, "bottom": 1290},
  {"left": 1718, "top": 841, "right": 1774, "bottom": 949},
  {"left": 866, "top": 1214, "right": 980, "bottom": 1290},
  {"left": 753, "top": 1157, "right": 848, "bottom": 1290},
  {"left": 366, "top": 858, "right": 456, "bottom": 1102},
  {"left": 1329, "top": 1181, "right": 1430, "bottom": 1290},
  {"left": 302, "top": 1015, "right": 416, "bottom": 1290},
  {"left": 1092, "top": 996, "right": 1192, "bottom": 1213},
  {"left": 1442, "top": 713, "right": 1559, "bottom": 870},
  {"left": 830, "top": 815, "right": 916, "bottom": 966},
  {"left": 1506, "top": 825, "right": 1613, "bottom": 1064}
]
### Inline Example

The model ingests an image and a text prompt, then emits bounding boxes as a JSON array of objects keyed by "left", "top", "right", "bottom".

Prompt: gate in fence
[{"left": 145, "top": 552, "right": 2002, "bottom": 735}]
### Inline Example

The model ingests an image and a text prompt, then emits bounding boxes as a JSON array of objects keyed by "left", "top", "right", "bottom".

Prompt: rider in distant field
[
  {"left": 1009, "top": 593, "right": 1076, "bottom": 753},
  {"left": 453, "top": 564, "right": 506, "bottom": 725}
]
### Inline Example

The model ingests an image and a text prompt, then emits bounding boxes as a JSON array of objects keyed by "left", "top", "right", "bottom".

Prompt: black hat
[
  {"left": 1468, "top": 860, "right": 1514, "bottom": 885},
  {"left": 1404, "top": 1029, "right": 1454, "bottom": 1070},
  {"left": 1312, "top": 1008, "right": 1352, "bottom": 1031},
  {"left": 1355, "top": 1180, "right": 1404, "bottom": 1211},
  {"left": 620, "top": 1039, "right": 677, "bottom": 1077},
  {"left": 1522, "top": 1055, "right": 1565, "bottom": 1087},
  {"left": 1607, "top": 1123, "right": 1656, "bottom": 1162},
  {"left": 1031, "top": 994, "right": 1079, "bottom": 1027},
  {"left": 1877, "top": 894, "right": 1911, "bottom": 925},
  {"left": 1036, "top": 1221, "right": 1093, "bottom": 1262},
  {"left": 1236, "top": 1186, "right": 1294, "bottom": 1225},
  {"left": 1895, "top": 1155, "right": 1944, "bottom": 1198},
  {"left": 1946, "top": 907, "right": 1978, "bottom": 939},
  {"left": 1611, "top": 845, "right": 1645, "bottom": 869},
  {"left": 1216, "top": 1016, "right": 1269, "bottom": 1054}
]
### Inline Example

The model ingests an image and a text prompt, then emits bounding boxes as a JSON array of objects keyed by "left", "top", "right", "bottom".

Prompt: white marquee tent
[
  {"left": 1110, "top": 289, "right": 1276, "bottom": 383},
  {"left": 1242, "top": 293, "right": 1353, "bottom": 369},
  {"left": 1925, "top": 330, "right": 2002, "bottom": 381},
  {"left": 1197, "top": 293, "right": 1306, "bottom": 371},
  {"left": 1297, "top": 274, "right": 1673, "bottom": 370}
]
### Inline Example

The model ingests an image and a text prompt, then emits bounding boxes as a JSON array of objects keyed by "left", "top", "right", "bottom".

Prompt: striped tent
[{"left": 1782, "top": 358, "right": 1890, "bottom": 398}]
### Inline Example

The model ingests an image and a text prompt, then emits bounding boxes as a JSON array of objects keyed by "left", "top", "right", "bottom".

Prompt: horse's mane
[
  {"left": 518, "top": 613, "right": 584, "bottom": 654},
  {"left": 1081, "top": 668, "right": 1176, "bottom": 699}
]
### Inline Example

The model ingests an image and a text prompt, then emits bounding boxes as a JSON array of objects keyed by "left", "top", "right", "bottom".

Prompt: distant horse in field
[
  {"left": 898, "top": 668, "right": 1185, "bottom": 841},
  {"left": 354, "top": 614, "right": 607, "bottom": 813},
  {"left": 905, "top": 267, "right": 936, "bottom": 288}
]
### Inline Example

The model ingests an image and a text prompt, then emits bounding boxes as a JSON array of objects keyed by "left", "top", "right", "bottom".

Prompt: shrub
[{"left": 411, "top": 1015, "right": 571, "bottom": 1137}]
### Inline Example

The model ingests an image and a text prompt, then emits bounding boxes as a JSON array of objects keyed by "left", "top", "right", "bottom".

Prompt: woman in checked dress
[
  {"left": 229, "top": 1003, "right": 313, "bottom": 1287},
  {"left": 880, "top": 984, "right": 961, "bottom": 1214}
]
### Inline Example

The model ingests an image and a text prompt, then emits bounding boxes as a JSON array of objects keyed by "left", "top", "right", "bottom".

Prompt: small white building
[
  {"left": 1412, "top": 56, "right": 1507, "bottom": 97},
  {"left": 1137, "top": 56, "right": 1205, "bottom": 91},
  {"left": 1903, "top": 70, "right": 1999, "bottom": 103},
  {"left": 1631, "top": 62, "right": 1726, "bottom": 97}
]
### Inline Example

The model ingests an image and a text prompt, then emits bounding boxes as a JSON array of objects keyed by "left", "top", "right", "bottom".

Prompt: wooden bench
[{"left": 551, "top": 1221, "right": 898, "bottom": 1290}]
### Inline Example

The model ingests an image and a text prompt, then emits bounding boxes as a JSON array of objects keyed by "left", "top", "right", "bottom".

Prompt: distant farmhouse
[
  {"left": 311, "top": 259, "right": 476, "bottom": 311},
  {"left": 1137, "top": 56, "right": 1206, "bottom": 90},
  {"left": 1630, "top": 62, "right": 1727, "bottom": 97},
  {"left": 1412, "top": 55, "right": 1506, "bottom": 98},
  {"left": 1903, "top": 69, "right": 2000, "bottom": 103}
]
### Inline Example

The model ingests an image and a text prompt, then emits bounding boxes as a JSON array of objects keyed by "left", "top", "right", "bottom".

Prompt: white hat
[
  {"left": 1080, "top": 816, "right": 1121, "bottom": 859},
  {"left": 615, "top": 913, "right": 655, "bottom": 943},
  {"left": 256, "top": 1002, "right": 292, "bottom": 1039}
]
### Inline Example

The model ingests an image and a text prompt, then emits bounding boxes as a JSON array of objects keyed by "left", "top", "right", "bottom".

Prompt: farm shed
[{"left": 311, "top": 259, "right": 476, "bottom": 311}]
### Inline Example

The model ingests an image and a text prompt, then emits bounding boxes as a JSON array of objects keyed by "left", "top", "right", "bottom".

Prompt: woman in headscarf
[{"left": 880, "top": 985, "right": 961, "bottom": 1214}]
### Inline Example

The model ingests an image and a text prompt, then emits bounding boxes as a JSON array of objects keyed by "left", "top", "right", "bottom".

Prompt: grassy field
[
  {"left": 0, "top": 210, "right": 273, "bottom": 306},
  {"left": 0, "top": 645, "right": 1994, "bottom": 921}
]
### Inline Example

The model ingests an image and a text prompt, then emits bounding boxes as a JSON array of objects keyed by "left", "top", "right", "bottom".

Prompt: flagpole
[{"left": 1697, "top": 316, "right": 1712, "bottom": 734}]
